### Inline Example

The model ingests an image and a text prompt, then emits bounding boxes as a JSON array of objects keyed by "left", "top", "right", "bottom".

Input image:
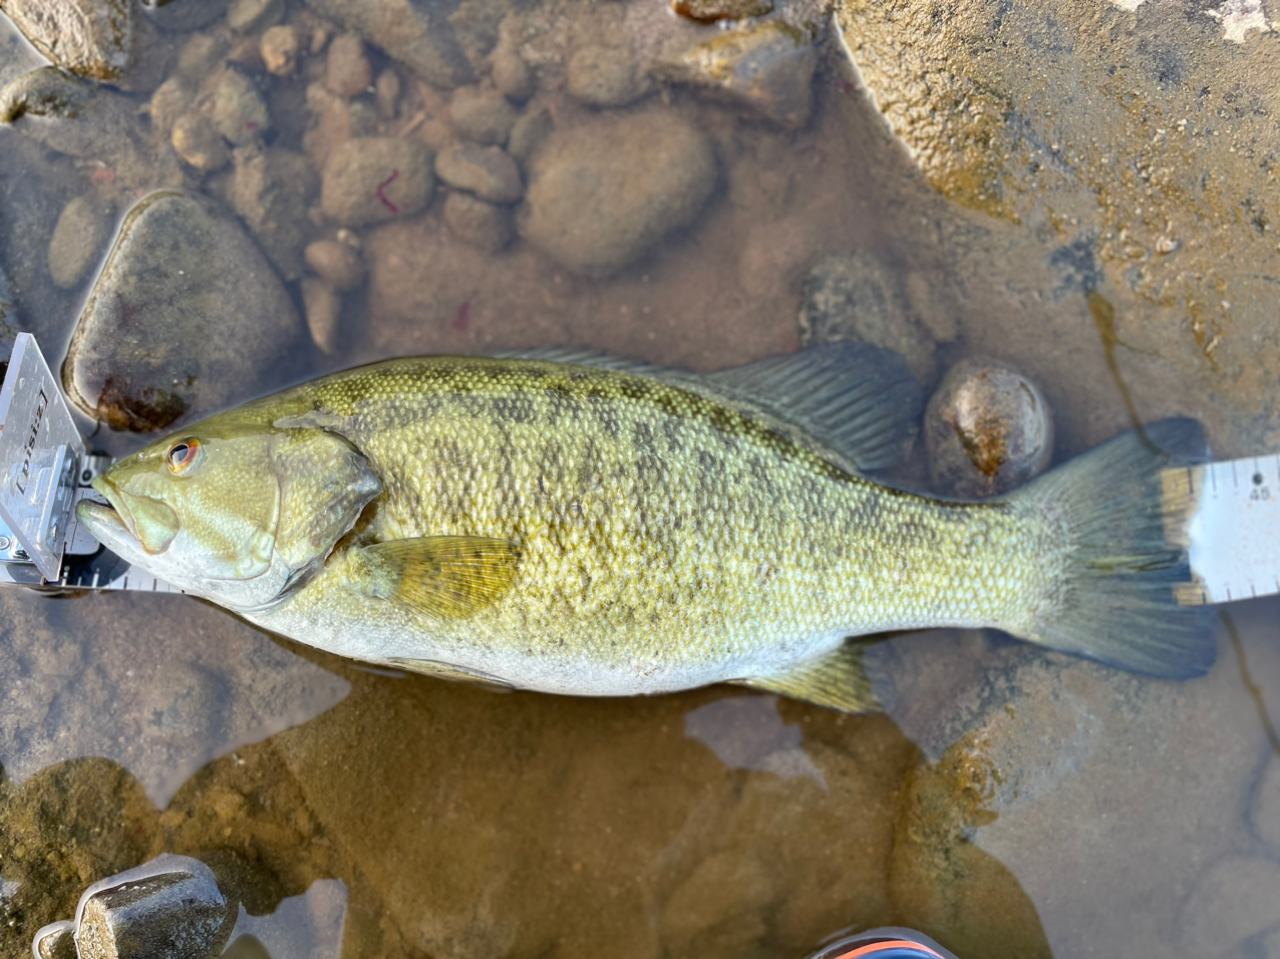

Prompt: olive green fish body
[{"left": 78, "top": 347, "right": 1217, "bottom": 711}]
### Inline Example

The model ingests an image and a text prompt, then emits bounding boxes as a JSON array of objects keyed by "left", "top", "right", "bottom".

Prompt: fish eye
[{"left": 165, "top": 438, "right": 204, "bottom": 475}]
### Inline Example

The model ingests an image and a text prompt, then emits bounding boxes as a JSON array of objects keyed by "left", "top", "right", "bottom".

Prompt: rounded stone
[
  {"left": 434, "top": 143, "right": 523, "bottom": 204},
  {"left": 924, "top": 356, "right": 1054, "bottom": 498},
  {"left": 799, "top": 250, "right": 936, "bottom": 384},
  {"left": 1, "top": 0, "right": 132, "bottom": 82},
  {"left": 518, "top": 110, "right": 717, "bottom": 277},
  {"left": 304, "top": 238, "right": 366, "bottom": 292},
  {"left": 301, "top": 277, "right": 342, "bottom": 354},
  {"left": 47, "top": 195, "right": 112, "bottom": 289},
  {"left": 171, "top": 112, "right": 230, "bottom": 172},
  {"left": 443, "top": 192, "right": 513, "bottom": 253},
  {"left": 226, "top": 0, "right": 283, "bottom": 34},
  {"left": 507, "top": 105, "right": 552, "bottom": 163},
  {"left": 490, "top": 41, "right": 533, "bottom": 101},
  {"left": 138, "top": 0, "right": 227, "bottom": 32},
  {"left": 147, "top": 76, "right": 192, "bottom": 136},
  {"left": 64, "top": 190, "right": 302, "bottom": 431},
  {"left": 210, "top": 69, "right": 269, "bottom": 145},
  {"left": 260, "top": 24, "right": 300, "bottom": 76},
  {"left": 449, "top": 86, "right": 518, "bottom": 145},
  {"left": 325, "top": 33, "right": 372, "bottom": 99},
  {"left": 1176, "top": 856, "right": 1280, "bottom": 955},
  {"left": 375, "top": 69, "right": 401, "bottom": 120},
  {"left": 321, "top": 136, "right": 434, "bottom": 227},
  {"left": 566, "top": 45, "right": 646, "bottom": 108}
]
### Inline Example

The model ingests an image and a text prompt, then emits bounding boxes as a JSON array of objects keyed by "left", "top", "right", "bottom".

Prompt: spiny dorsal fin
[
  {"left": 703, "top": 343, "right": 923, "bottom": 471},
  {"left": 730, "top": 641, "right": 881, "bottom": 713},
  {"left": 357, "top": 536, "right": 520, "bottom": 619},
  {"left": 490, "top": 343, "right": 922, "bottom": 471}
]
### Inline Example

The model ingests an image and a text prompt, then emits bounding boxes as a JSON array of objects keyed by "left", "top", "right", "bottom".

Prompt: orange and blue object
[{"left": 807, "top": 929, "right": 959, "bottom": 959}]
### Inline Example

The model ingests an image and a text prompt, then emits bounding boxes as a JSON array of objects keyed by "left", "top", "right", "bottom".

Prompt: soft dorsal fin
[
  {"left": 354, "top": 536, "right": 520, "bottom": 619},
  {"left": 702, "top": 343, "right": 923, "bottom": 471},
  {"left": 730, "top": 641, "right": 881, "bottom": 713},
  {"left": 490, "top": 343, "right": 923, "bottom": 471}
]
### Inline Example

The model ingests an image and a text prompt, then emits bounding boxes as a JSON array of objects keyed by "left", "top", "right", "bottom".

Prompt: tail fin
[{"left": 1006, "top": 418, "right": 1216, "bottom": 678}]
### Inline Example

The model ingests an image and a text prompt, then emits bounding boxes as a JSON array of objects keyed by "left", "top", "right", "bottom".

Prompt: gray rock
[
  {"left": 449, "top": 86, "right": 518, "bottom": 146},
  {"left": 435, "top": 143, "right": 522, "bottom": 203},
  {"left": 227, "top": 145, "right": 319, "bottom": 280},
  {"left": 660, "top": 20, "right": 816, "bottom": 130},
  {"left": 325, "top": 33, "right": 372, "bottom": 99},
  {"left": 302, "top": 0, "right": 474, "bottom": 89},
  {"left": 799, "top": 250, "right": 937, "bottom": 384},
  {"left": 260, "top": 24, "right": 300, "bottom": 77},
  {"left": 211, "top": 68, "right": 269, "bottom": 146},
  {"left": 171, "top": 113, "right": 230, "bottom": 172},
  {"left": 518, "top": 109, "right": 717, "bottom": 277},
  {"left": 0, "top": 0, "right": 132, "bottom": 83},
  {"left": 138, "top": 0, "right": 228, "bottom": 32},
  {"left": 321, "top": 136, "right": 433, "bottom": 227},
  {"left": 1249, "top": 753, "right": 1280, "bottom": 857},
  {"left": 32, "top": 920, "right": 77, "bottom": 959},
  {"left": 443, "top": 191, "right": 513, "bottom": 253},
  {"left": 567, "top": 45, "right": 648, "bottom": 108},
  {"left": 74, "top": 854, "right": 236, "bottom": 959},
  {"left": 64, "top": 190, "right": 302, "bottom": 431},
  {"left": 490, "top": 36, "right": 533, "bottom": 102},
  {"left": 47, "top": 195, "right": 112, "bottom": 289},
  {"left": 147, "top": 76, "right": 192, "bottom": 137},
  {"left": 1175, "top": 856, "right": 1280, "bottom": 956},
  {"left": 174, "top": 32, "right": 229, "bottom": 80},
  {"left": 304, "top": 237, "right": 365, "bottom": 292},
  {"left": 226, "top": 0, "right": 283, "bottom": 35},
  {"left": 924, "top": 357, "right": 1054, "bottom": 498},
  {"left": 302, "top": 81, "right": 378, "bottom": 168},
  {"left": 506, "top": 104, "right": 551, "bottom": 165},
  {"left": 0, "top": 68, "right": 178, "bottom": 191},
  {"left": 300, "top": 277, "right": 342, "bottom": 354}
]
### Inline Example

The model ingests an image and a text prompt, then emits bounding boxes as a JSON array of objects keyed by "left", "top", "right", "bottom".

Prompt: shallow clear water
[{"left": 2, "top": 4, "right": 1279, "bottom": 959}]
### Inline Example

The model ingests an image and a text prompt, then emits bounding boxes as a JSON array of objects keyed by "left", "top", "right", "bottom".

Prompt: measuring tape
[{"left": 1171, "top": 454, "right": 1280, "bottom": 605}]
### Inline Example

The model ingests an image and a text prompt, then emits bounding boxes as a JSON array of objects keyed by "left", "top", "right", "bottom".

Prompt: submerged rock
[
  {"left": 47, "top": 194, "right": 113, "bottom": 289},
  {"left": 325, "top": 33, "right": 372, "bottom": 99},
  {"left": 302, "top": 0, "right": 474, "bottom": 89},
  {"left": 800, "top": 250, "right": 937, "bottom": 385},
  {"left": 924, "top": 357, "right": 1053, "bottom": 498},
  {"left": 1175, "top": 856, "right": 1280, "bottom": 955},
  {"left": 32, "top": 921, "right": 77, "bottom": 959},
  {"left": 226, "top": 145, "right": 320, "bottom": 281},
  {"left": 660, "top": 20, "right": 817, "bottom": 130},
  {"left": 449, "top": 86, "right": 518, "bottom": 146},
  {"left": 304, "top": 237, "right": 365, "bottom": 292},
  {"left": 321, "top": 136, "right": 433, "bottom": 227},
  {"left": 443, "top": 191, "right": 513, "bottom": 253},
  {"left": 138, "top": 0, "right": 227, "bottom": 32},
  {"left": 518, "top": 109, "right": 717, "bottom": 277},
  {"left": 435, "top": 143, "right": 523, "bottom": 204},
  {"left": 64, "top": 190, "right": 301, "bottom": 431},
  {"left": 566, "top": 45, "right": 649, "bottom": 109}
]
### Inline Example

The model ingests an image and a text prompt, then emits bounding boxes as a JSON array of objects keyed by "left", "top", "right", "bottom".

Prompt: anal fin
[{"left": 730, "top": 641, "right": 881, "bottom": 714}]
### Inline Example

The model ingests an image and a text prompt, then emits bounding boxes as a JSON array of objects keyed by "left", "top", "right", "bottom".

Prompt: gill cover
[{"left": 79, "top": 426, "right": 381, "bottom": 611}]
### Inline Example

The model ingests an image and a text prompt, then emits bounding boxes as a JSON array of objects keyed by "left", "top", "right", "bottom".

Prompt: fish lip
[{"left": 84, "top": 476, "right": 141, "bottom": 545}]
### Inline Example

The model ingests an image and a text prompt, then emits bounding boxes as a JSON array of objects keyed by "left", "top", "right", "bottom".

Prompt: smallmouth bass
[{"left": 76, "top": 344, "right": 1214, "bottom": 711}]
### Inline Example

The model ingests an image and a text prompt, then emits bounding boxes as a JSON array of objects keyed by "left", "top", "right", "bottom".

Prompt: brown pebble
[
  {"left": 227, "top": 0, "right": 284, "bottom": 34},
  {"left": 310, "top": 25, "right": 331, "bottom": 56},
  {"left": 172, "top": 113, "right": 230, "bottom": 172},
  {"left": 434, "top": 143, "right": 523, "bottom": 203},
  {"left": 443, "top": 192, "right": 513, "bottom": 253},
  {"left": 260, "top": 25, "right": 300, "bottom": 76},
  {"left": 148, "top": 77, "right": 192, "bottom": 137},
  {"left": 491, "top": 42, "right": 533, "bottom": 101},
  {"left": 375, "top": 69, "right": 401, "bottom": 121},
  {"left": 449, "top": 86, "right": 518, "bottom": 145},
  {"left": 672, "top": 0, "right": 773, "bottom": 22},
  {"left": 301, "top": 277, "right": 342, "bottom": 354},
  {"left": 304, "top": 239, "right": 366, "bottom": 292},
  {"left": 325, "top": 33, "right": 372, "bottom": 99}
]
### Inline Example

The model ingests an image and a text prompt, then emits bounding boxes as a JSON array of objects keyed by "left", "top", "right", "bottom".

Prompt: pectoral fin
[
  {"left": 731, "top": 642, "right": 881, "bottom": 713},
  {"left": 356, "top": 536, "right": 520, "bottom": 619},
  {"left": 386, "top": 657, "right": 514, "bottom": 691}
]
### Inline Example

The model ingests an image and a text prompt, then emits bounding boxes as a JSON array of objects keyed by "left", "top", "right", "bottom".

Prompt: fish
[{"left": 75, "top": 343, "right": 1216, "bottom": 712}]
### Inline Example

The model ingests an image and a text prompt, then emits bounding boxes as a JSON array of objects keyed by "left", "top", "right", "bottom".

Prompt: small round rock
[
  {"left": 171, "top": 112, "right": 230, "bottom": 171},
  {"left": 321, "top": 136, "right": 434, "bottom": 227},
  {"left": 924, "top": 356, "right": 1054, "bottom": 498},
  {"left": 261, "top": 24, "right": 301, "bottom": 76},
  {"left": 48, "top": 196, "right": 112, "bottom": 289},
  {"left": 567, "top": 45, "right": 646, "bottom": 108},
  {"left": 449, "top": 86, "right": 518, "bottom": 145},
  {"left": 325, "top": 33, "right": 373, "bottom": 99},
  {"left": 227, "top": 0, "right": 284, "bottom": 34},
  {"left": 491, "top": 41, "right": 533, "bottom": 101},
  {"left": 301, "top": 277, "right": 342, "bottom": 354},
  {"left": 444, "top": 192, "right": 514, "bottom": 253},
  {"left": 305, "top": 239, "right": 366, "bottom": 292},
  {"left": 211, "top": 69, "right": 270, "bottom": 145},
  {"left": 435, "top": 143, "right": 523, "bottom": 203}
]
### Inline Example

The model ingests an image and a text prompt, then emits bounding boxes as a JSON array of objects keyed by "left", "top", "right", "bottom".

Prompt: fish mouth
[{"left": 79, "top": 477, "right": 178, "bottom": 554}]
